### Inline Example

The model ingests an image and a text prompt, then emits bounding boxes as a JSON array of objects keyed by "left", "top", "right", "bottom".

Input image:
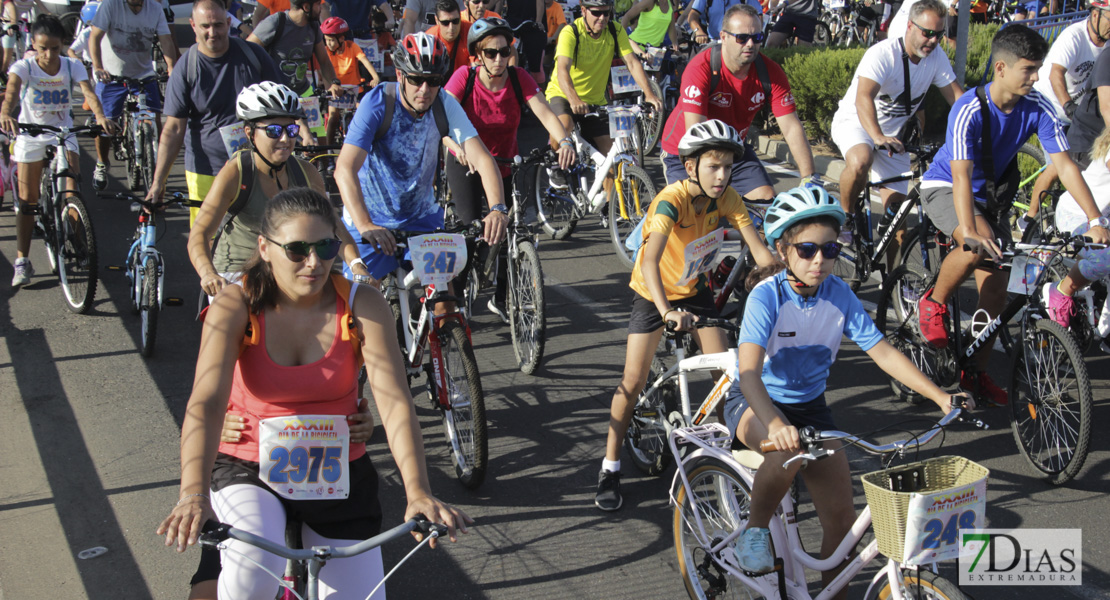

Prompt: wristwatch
[
  {"left": 351, "top": 274, "right": 373, "bottom": 285},
  {"left": 1089, "top": 216, "right": 1109, "bottom": 229},
  {"left": 490, "top": 204, "right": 509, "bottom": 214}
]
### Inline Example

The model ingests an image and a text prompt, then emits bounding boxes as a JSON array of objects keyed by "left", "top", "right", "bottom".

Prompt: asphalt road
[{"left": 1, "top": 119, "right": 1108, "bottom": 600}]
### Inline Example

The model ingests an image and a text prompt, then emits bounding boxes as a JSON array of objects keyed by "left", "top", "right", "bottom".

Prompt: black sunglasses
[
  {"left": 790, "top": 241, "right": 842, "bottom": 260},
  {"left": 438, "top": 17, "right": 461, "bottom": 25},
  {"left": 587, "top": 8, "right": 613, "bottom": 17},
  {"left": 406, "top": 74, "right": 445, "bottom": 87},
  {"left": 481, "top": 46, "right": 512, "bottom": 58},
  {"left": 720, "top": 30, "right": 765, "bottom": 45},
  {"left": 259, "top": 123, "right": 301, "bottom": 140},
  {"left": 264, "top": 237, "right": 343, "bottom": 262},
  {"left": 910, "top": 21, "right": 942, "bottom": 39}
]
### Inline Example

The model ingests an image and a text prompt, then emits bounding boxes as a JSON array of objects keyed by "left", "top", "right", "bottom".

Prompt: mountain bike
[
  {"left": 107, "top": 75, "right": 163, "bottom": 192},
  {"left": 22, "top": 122, "right": 102, "bottom": 313},
  {"left": 876, "top": 236, "right": 1094, "bottom": 484},
  {"left": 669, "top": 399, "right": 987, "bottom": 600},
  {"left": 101, "top": 192, "right": 193, "bottom": 357},
  {"left": 533, "top": 103, "right": 657, "bottom": 269},
  {"left": 383, "top": 224, "right": 488, "bottom": 489},
  {"left": 199, "top": 517, "right": 448, "bottom": 600}
]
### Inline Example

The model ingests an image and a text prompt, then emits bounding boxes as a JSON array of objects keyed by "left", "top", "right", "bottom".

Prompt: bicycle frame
[
  {"left": 641, "top": 341, "right": 737, "bottom": 429},
  {"left": 126, "top": 212, "right": 164, "bottom": 308}
]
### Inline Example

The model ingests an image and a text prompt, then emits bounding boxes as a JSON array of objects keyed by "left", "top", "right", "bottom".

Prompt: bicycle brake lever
[
  {"left": 959, "top": 413, "right": 989, "bottom": 430},
  {"left": 782, "top": 449, "right": 829, "bottom": 469}
]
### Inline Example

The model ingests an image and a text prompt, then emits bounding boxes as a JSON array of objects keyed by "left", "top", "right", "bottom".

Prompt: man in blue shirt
[
  {"left": 688, "top": 0, "right": 763, "bottom": 42},
  {"left": 335, "top": 33, "right": 507, "bottom": 287},
  {"left": 917, "top": 24, "right": 1110, "bottom": 405}
]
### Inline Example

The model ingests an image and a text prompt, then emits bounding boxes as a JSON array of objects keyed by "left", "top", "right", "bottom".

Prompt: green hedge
[{"left": 755, "top": 24, "right": 1000, "bottom": 142}]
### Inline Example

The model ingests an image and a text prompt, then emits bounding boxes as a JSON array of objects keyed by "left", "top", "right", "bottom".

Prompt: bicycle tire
[
  {"left": 625, "top": 356, "right": 678, "bottom": 476},
  {"left": 875, "top": 265, "right": 948, "bottom": 402},
  {"left": 864, "top": 568, "right": 969, "bottom": 600},
  {"left": 140, "top": 255, "right": 159, "bottom": 357},
  {"left": 673, "top": 456, "right": 758, "bottom": 600},
  {"left": 533, "top": 161, "right": 579, "bottom": 240},
  {"left": 1009, "top": 318, "right": 1092, "bottom": 485},
  {"left": 641, "top": 79, "right": 664, "bottom": 155},
  {"left": 436, "top": 319, "right": 488, "bottom": 489},
  {"left": 38, "top": 167, "right": 60, "bottom": 275},
  {"left": 812, "top": 21, "right": 832, "bottom": 46},
  {"left": 127, "top": 123, "right": 142, "bottom": 192},
  {"left": 508, "top": 240, "right": 546, "bottom": 374},
  {"left": 833, "top": 212, "right": 864, "bottom": 292},
  {"left": 1013, "top": 142, "right": 1053, "bottom": 239},
  {"left": 59, "top": 11, "right": 80, "bottom": 45},
  {"left": 57, "top": 195, "right": 98, "bottom": 314},
  {"left": 140, "top": 122, "right": 158, "bottom": 192},
  {"left": 609, "top": 162, "right": 656, "bottom": 269}
]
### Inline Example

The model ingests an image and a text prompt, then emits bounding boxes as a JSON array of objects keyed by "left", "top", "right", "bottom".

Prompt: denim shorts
[{"left": 723, "top": 384, "right": 837, "bottom": 448}]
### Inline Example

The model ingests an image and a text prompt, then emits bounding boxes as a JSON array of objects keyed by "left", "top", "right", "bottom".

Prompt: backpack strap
[
  {"left": 329, "top": 273, "right": 365, "bottom": 369},
  {"left": 432, "top": 93, "right": 449, "bottom": 139},
  {"left": 460, "top": 66, "right": 478, "bottom": 105},
  {"left": 975, "top": 85, "right": 996, "bottom": 202},
  {"left": 609, "top": 20, "right": 620, "bottom": 61},
  {"left": 709, "top": 43, "right": 722, "bottom": 97},
  {"left": 287, "top": 156, "right": 310, "bottom": 187},
  {"left": 754, "top": 54, "right": 772, "bottom": 119},
  {"left": 897, "top": 37, "right": 911, "bottom": 118},
  {"left": 374, "top": 83, "right": 397, "bottom": 141},
  {"left": 207, "top": 149, "right": 255, "bottom": 258},
  {"left": 507, "top": 66, "right": 525, "bottom": 106},
  {"left": 266, "top": 11, "right": 287, "bottom": 54},
  {"left": 571, "top": 20, "right": 580, "bottom": 65},
  {"left": 187, "top": 38, "right": 263, "bottom": 94}
]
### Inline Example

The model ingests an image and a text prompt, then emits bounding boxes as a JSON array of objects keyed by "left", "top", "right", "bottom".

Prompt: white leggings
[{"left": 212, "top": 484, "right": 386, "bottom": 600}]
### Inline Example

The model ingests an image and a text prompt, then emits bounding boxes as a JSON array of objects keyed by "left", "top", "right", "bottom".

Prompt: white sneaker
[
  {"left": 547, "top": 166, "right": 568, "bottom": 190},
  {"left": 734, "top": 527, "right": 774, "bottom": 574},
  {"left": 487, "top": 299, "right": 509, "bottom": 324},
  {"left": 93, "top": 162, "right": 108, "bottom": 191},
  {"left": 11, "top": 257, "right": 33, "bottom": 287}
]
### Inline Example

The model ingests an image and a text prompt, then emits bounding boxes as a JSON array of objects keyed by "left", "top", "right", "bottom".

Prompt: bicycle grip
[{"left": 759, "top": 440, "right": 778, "bottom": 453}]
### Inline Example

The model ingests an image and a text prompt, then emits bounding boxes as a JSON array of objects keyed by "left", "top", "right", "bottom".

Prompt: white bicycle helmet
[
  {"left": 236, "top": 82, "right": 306, "bottom": 122},
  {"left": 677, "top": 119, "right": 745, "bottom": 160},
  {"left": 763, "top": 186, "right": 845, "bottom": 248}
]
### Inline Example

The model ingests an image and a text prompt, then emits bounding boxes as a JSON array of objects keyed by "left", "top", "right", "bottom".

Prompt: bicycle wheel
[
  {"left": 812, "top": 21, "right": 832, "bottom": 46},
  {"left": 126, "top": 124, "right": 142, "bottom": 192},
  {"left": 625, "top": 355, "right": 678, "bottom": 475},
  {"left": 140, "top": 255, "right": 159, "bottom": 357},
  {"left": 875, "top": 265, "right": 947, "bottom": 403},
  {"left": 508, "top": 240, "right": 546, "bottom": 374},
  {"left": 864, "top": 568, "right": 969, "bottom": 600},
  {"left": 898, "top": 222, "right": 942, "bottom": 277},
  {"left": 533, "top": 162, "right": 579, "bottom": 240},
  {"left": 609, "top": 162, "right": 656, "bottom": 269},
  {"left": 139, "top": 122, "right": 158, "bottom": 192},
  {"left": 59, "top": 11, "right": 80, "bottom": 45},
  {"left": 437, "top": 319, "right": 488, "bottom": 489},
  {"left": 57, "top": 195, "right": 98, "bottom": 313},
  {"left": 833, "top": 212, "right": 863, "bottom": 291},
  {"left": 640, "top": 79, "right": 665, "bottom": 156},
  {"left": 1009, "top": 318, "right": 1092, "bottom": 485},
  {"left": 36, "top": 172, "right": 59, "bottom": 275},
  {"left": 673, "top": 457, "right": 757, "bottom": 600}
]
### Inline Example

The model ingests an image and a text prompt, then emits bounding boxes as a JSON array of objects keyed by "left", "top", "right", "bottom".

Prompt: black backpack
[{"left": 459, "top": 65, "right": 526, "bottom": 106}]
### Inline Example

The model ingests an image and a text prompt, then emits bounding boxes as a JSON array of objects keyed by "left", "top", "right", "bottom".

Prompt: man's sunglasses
[
  {"left": 470, "top": 0, "right": 493, "bottom": 4},
  {"left": 587, "top": 8, "right": 613, "bottom": 17},
  {"left": 911, "top": 21, "right": 943, "bottom": 39},
  {"left": 264, "top": 237, "right": 343, "bottom": 262},
  {"left": 438, "top": 17, "right": 461, "bottom": 25},
  {"left": 720, "top": 30, "right": 765, "bottom": 45},
  {"left": 481, "top": 46, "right": 513, "bottom": 58},
  {"left": 260, "top": 123, "right": 301, "bottom": 139},
  {"left": 790, "top": 241, "right": 842, "bottom": 260},
  {"left": 406, "top": 74, "right": 445, "bottom": 87}
]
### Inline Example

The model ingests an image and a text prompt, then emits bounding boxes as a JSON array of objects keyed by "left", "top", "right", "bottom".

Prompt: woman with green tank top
[
  {"left": 622, "top": 0, "right": 680, "bottom": 54},
  {"left": 188, "top": 82, "right": 370, "bottom": 299}
]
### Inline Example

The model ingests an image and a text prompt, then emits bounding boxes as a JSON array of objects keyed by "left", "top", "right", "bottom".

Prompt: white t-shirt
[
  {"left": 832, "top": 37, "right": 956, "bottom": 136},
  {"left": 889, "top": 0, "right": 952, "bottom": 41},
  {"left": 89, "top": 0, "right": 170, "bottom": 79},
  {"left": 1033, "top": 20, "right": 1105, "bottom": 117},
  {"left": 10, "top": 57, "right": 86, "bottom": 128},
  {"left": 69, "top": 28, "right": 92, "bottom": 63},
  {"left": 1057, "top": 148, "right": 1110, "bottom": 233}
]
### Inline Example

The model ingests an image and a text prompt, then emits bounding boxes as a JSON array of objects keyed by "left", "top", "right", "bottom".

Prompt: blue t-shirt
[
  {"left": 922, "top": 84, "right": 1067, "bottom": 205},
  {"left": 738, "top": 271, "right": 883, "bottom": 403},
  {"left": 328, "top": 0, "right": 379, "bottom": 37},
  {"left": 341, "top": 82, "right": 478, "bottom": 230},
  {"left": 689, "top": 0, "right": 764, "bottom": 39}
]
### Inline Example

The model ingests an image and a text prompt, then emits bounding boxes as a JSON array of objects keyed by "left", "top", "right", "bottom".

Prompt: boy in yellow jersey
[{"left": 596, "top": 119, "right": 774, "bottom": 511}]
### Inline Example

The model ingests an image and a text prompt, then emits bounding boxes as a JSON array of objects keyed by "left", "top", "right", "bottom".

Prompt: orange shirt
[
  {"left": 461, "top": 7, "right": 503, "bottom": 22},
  {"left": 545, "top": 2, "right": 566, "bottom": 37},
  {"left": 260, "top": 0, "right": 291, "bottom": 13},
  {"left": 427, "top": 21, "right": 473, "bottom": 71},
  {"left": 327, "top": 40, "right": 366, "bottom": 85}
]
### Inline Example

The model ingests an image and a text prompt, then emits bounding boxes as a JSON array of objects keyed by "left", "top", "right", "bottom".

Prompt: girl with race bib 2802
[{"left": 2, "top": 13, "right": 115, "bottom": 288}]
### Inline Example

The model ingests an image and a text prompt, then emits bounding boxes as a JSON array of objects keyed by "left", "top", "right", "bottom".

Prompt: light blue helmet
[
  {"left": 81, "top": 1, "right": 100, "bottom": 24},
  {"left": 763, "top": 186, "right": 845, "bottom": 248}
]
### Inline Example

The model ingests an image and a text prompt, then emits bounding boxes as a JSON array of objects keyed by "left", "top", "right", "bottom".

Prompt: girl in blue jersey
[{"left": 724, "top": 186, "right": 972, "bottom": 584}]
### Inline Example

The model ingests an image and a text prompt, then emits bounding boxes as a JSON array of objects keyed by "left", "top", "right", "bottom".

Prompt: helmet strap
[
  {"left": 785, "top": 266, "right": 815, "bottom": 289},
  {"left": 250, "top": 135, "right": 288, "bottom": 191}
]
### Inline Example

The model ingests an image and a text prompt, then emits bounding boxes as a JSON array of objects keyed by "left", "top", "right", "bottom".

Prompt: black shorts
[
  {"left": 723, "top": 389, "right": 837, "bottom": 448},
  {"left": 548, "top": 96, "right": 611, "bottom": 142},
  {"left": 628, "top": 288, "right": 718, "bottom": 335},
  {"left": 772, "top": 13, "right": 820, "bottom": 43}
]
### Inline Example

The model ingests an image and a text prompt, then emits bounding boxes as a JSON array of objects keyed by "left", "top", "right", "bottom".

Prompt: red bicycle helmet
[
  {"left": 321, "top": 17, "right": 349, "bottom": 36},
  {"left": 1093, "top": 0, "right": 1110, "bottom": 9},
  {"left": 394, "top": 32, "right": 452, "bottom": 77}
]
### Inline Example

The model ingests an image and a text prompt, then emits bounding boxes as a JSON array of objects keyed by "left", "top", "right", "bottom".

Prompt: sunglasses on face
[
  {"left": 438, "top": 17, "right": 461, "bottom": 25},
  {"left": 911, "top": 21, "right": 942, "bottom": 39},
  {"left": 790, "top": 241, "right": 842, "bottom": 260},
  {"left": 481, "top": 46, "right": 512, "bottom": 58},
  {"left": 470, "top": 0, "right": 491, "bottom": 5},
  {"left": 721, "top": 30, "right": 765, "bottom": 45},
  {"left": 260, "top": 123, "right": 301, "bottom": 139},
  {"left": 264, "top": 237, "right": 343, "bottom": 262},
  {"left": 587, "top": 8, "right": 612, "bottom": 17},
  {"left": 406, "top": 74, "right": 445, "bottom": 88}
]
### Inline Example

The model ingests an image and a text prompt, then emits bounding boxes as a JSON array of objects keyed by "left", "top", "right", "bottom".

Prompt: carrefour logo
[{"left": 684, "top": 85, "right": 702, "bottom": 99}]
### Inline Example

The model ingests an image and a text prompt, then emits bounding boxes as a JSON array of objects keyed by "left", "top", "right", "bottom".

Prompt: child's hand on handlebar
[{"left": 664, "top": 308, "right": 696, "bottom": 332}]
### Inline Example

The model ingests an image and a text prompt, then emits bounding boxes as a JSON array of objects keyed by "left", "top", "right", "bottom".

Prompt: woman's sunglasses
[
  {"left": 406, "top": 74, "right": 445, "bottom": 88},
  {"left": 587, "top": 8, "right": 612, "bottom": 17},
  {"left": 721, "top": 30, "right": 765, "bottom": 45},
  {"left": 790, "top": 241, "right": 842, "bottom": 260},
  {"left": 260, "top": 123, "right": 301, "bottom": 140},
  {"left": 264, "top": 237, "right": 343, "bottom": 262},
  {"left": 481, "top": 46, "right": 513, "bottom": 58}
]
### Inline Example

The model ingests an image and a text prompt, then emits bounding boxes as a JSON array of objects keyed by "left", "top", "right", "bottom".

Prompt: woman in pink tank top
[{"left": 158, "top": 188, "right": 471, "bottom": 599}]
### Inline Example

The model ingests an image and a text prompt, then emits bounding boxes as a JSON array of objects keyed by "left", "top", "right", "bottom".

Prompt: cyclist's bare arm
[
  {"left": 77, "top": 79, "right": 114, "bottom": 133},
  {"left": 250, "top": 2, "right": 270, "bottom": 31},
  {"left": 187, "top": 160, "right": 241, "bottom": 292},
  {"left": 555, "top": 55, "right": 585, "bottom": 112},
  {"left": 865, "top": 340, "right": 967, "bottom": 412},
  {"left": 1049, "top": 63, "right": 1071, "bottom": 111},
  {"left": 462, "top": 135, "right": 508, "bottom": 245},
  {"left": 621, "top": 0, "right": 652, "bottom": 30},
  {"left": 776, "top": 111, "right": 816, "bottom": 178},
  {"left": 158, "top": 33, "right": 179, "bottom": 71},
  {"left": 689, "top": 9, "right": 709, "bottom": 42},
  {"left": 357, "top": 52, "right": 382, "bottom": 87},
  {"left": 156, "top": 287, "right": 249, "bottom": 551},
  {"left": 378, "top": 1, "right": 396, "bottom": 30},
  {"left": 351, "top": 286, "right": 473, "bottom": 544},
  {"left": 737, "top": 341, "right": 799, "bottom": 452},
  {"left": 639, "top": 232, "right": 695, "bottom": 330},
  {"left": 0, "top": 74, "right": 21, "bottom": 135},
  {"left": 1053, "top": 152, "right": 1110, "bottom": 243},
  {"left": 855, "top": 76, "right": 903, "bottom": 153},
  {"left": 1099, "top": 86, "right": 1110, "bottom": 130},
  {"left": 336, "top": 142, "right": 398, "bottom": 253},
  {"left": 88, "top": 26, "right": 108, "bottom": 81},
  {"left": 296, "top": 164, "right": 368, "bottom": 273},
  {"left": 401, "top": 8, "right": 420, "bottom": 37},
  {"left": 939, "top": 80, "right": 963, "bottom": 104},
  {"left": 527, "top": 94, "right": 576, "bottom": 169},
  {"left": 146, "top": 115, "right": 186, "bottom": 202},
  {"left": 313, "top": 42, "right": 344, "bottom": 96},
  {"left": 950, "top": 159, "right": 1000, "bottom": 258}
]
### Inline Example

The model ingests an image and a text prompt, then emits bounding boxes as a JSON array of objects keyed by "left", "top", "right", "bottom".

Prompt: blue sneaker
[{"left": 734, "top": 527, "right": 774, "bottom": 574}]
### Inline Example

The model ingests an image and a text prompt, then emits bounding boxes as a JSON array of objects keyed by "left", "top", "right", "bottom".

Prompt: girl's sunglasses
[
  {"left": 260, "top": 123, "right": 301, "bottom": 139},
  {"left": 264, "top": 237, "right": 343, "bottom": 262},
  {"left": 481, "top": 46, "right": 512, "bottom": 58},
  {"left": 790, "top": 241, "right": 842, "bottom": 260},
  {"left": 406, "top": 74, "right": 445, "bottom": 88},
  {"left": 587, "top": 8, "right": 612, "bottom": 17}
]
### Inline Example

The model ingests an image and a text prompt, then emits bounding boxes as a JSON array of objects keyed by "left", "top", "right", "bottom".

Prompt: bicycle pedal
[{"left": 164, "top": 297, "right": 184, "bottom": 307}]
